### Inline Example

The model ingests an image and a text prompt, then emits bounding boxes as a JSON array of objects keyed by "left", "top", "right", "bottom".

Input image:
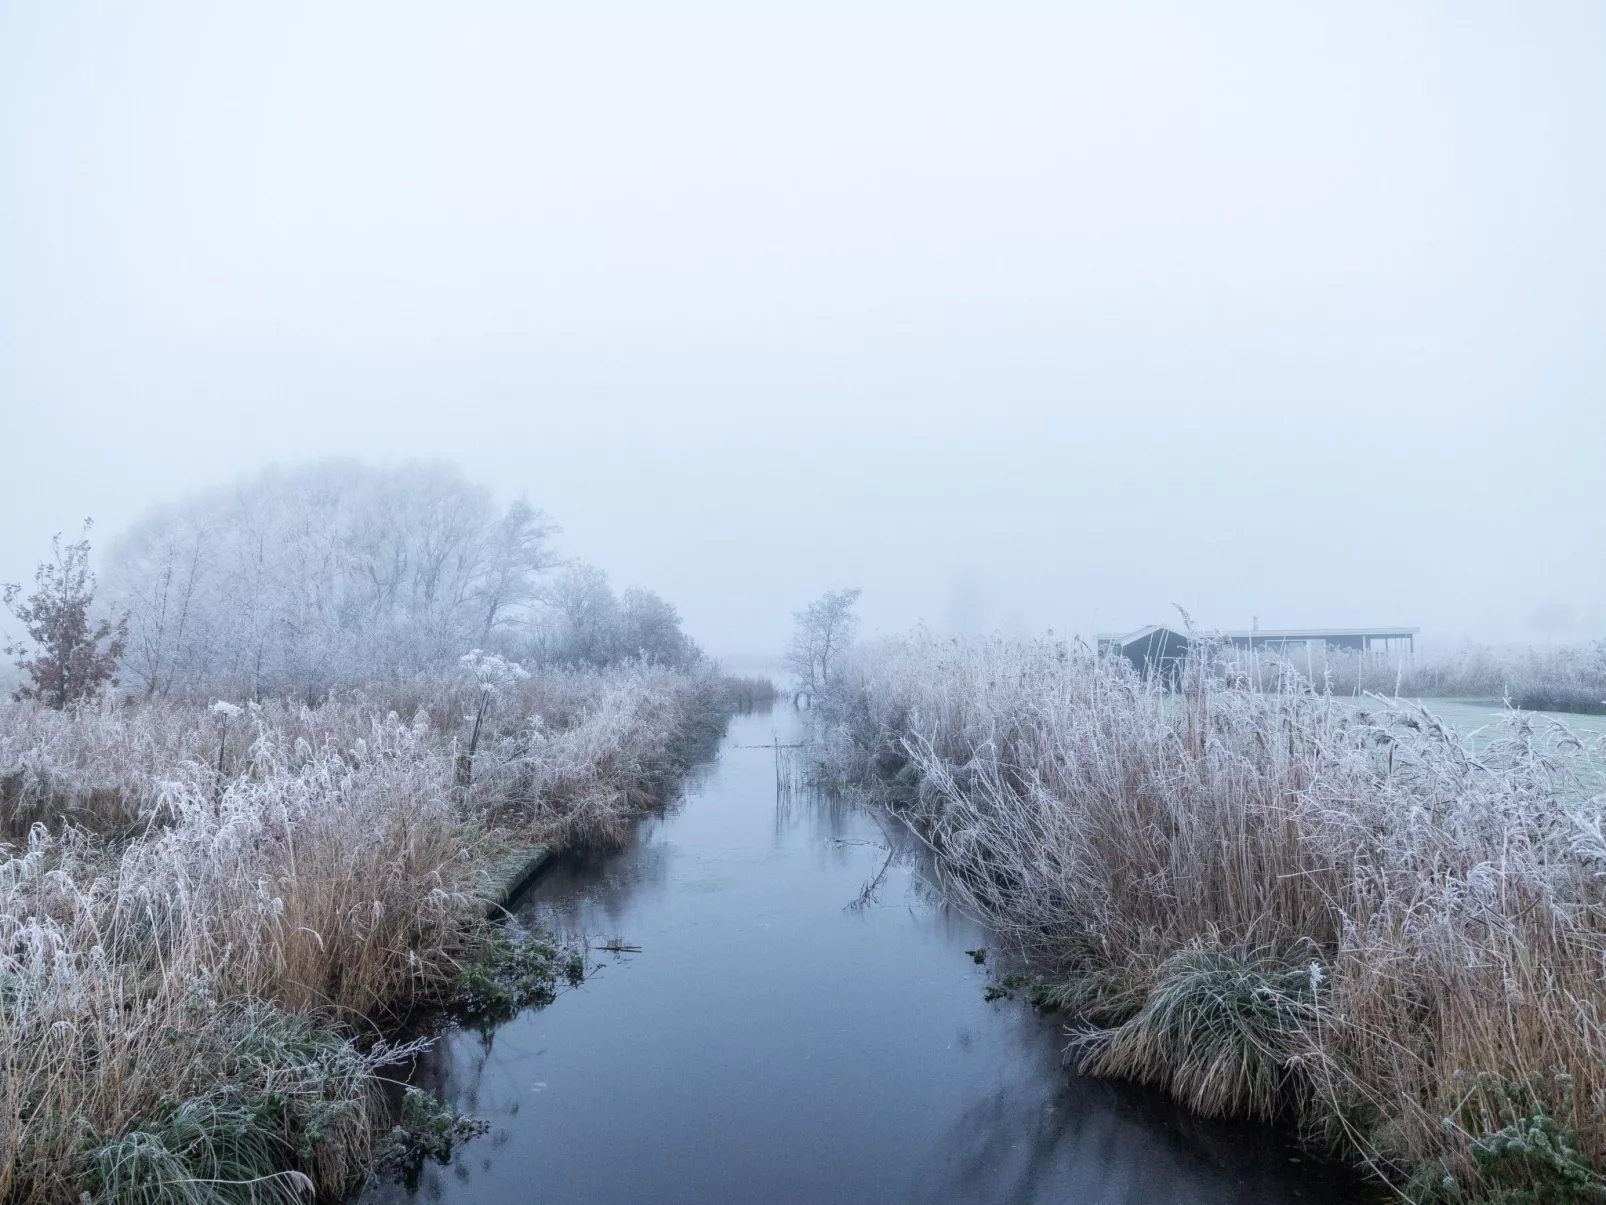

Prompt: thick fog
[{"left": 3, "top": 2, "right": 1603, "bottom": 661}]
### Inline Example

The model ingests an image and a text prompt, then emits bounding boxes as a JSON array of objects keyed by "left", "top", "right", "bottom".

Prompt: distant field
[{"left": 1405, "top": 696, "right": 1606, "bottom": 742}]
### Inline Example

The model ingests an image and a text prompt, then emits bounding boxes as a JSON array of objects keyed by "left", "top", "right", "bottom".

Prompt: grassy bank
[
  {"left": 0, "top": 664, "right": 735, "bottom": 1204},
  {"left": 818, "top": 635, "right": 1606, "bottom": 1201}
]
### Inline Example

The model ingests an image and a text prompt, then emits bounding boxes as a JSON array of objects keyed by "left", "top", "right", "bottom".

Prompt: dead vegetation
[
  {"left": 0, "top": 662, "right": 730, "bottom": 1203},
  {"left": 822, "top": 634, "right": 1606, "bottom": 1201}
]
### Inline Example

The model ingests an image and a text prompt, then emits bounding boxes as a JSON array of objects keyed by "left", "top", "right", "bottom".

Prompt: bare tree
[
  {"left": 3, "top": 521, "right": 128, "bottom": 707},
  {"left": 103, "top": 463, "right": 699, "bottom": 694},
  {"left": 618, "top": 587, "right": 698, "bottom": 667},
  {"left": 786, "top": 588, "right": 861, "bottom": 697},
  {"left": 475, "top": 497, "right": 560, "bottom": 643},
  {"left": 110, "top": 516, "right": 208, "bottom": 698},
  {"left": 106, "top": 462, "right": 562, "bottom": 697},
  {"left": 538, "top": 564, "right": 622, "bottom": 666},
  {"left": 526, "top": 565, "right": 701, "bottom": 669}
]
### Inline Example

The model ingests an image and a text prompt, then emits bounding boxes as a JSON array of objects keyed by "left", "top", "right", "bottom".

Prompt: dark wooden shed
[{"left": 1096, "top": 625, "right": 1190, "bottom": 684}]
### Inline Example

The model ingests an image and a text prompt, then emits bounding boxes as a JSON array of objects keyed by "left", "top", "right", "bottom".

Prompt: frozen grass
[
  {"left": 472, "top": 665, "right": 732, "bottom": 848},
  {"left": 0, "top": 663, "right": 727, "bottom": 1203},
  {"left": 822, "top": 634, "right": 1606, "bottom": 1200},
  {"left": 1237, "top": 641, "right": 1606, "bottom": 715}
]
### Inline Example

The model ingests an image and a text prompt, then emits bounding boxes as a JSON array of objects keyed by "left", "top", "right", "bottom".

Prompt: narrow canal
[{"left": 357, "top": 707, "right": 1353, "bottom": 1204}]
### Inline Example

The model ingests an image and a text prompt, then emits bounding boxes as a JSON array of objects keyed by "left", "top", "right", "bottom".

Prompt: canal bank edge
[{"left": 480, "top": 842, "right": 552, "bottom": 917}]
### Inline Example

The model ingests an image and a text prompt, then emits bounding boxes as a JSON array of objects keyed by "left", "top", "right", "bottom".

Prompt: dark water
[{"left": 358, "top": 709, "right": 1357, "bottom": 1205}]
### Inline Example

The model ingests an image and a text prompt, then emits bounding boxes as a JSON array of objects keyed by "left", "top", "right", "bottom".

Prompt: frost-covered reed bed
[
  {"left": 822, "top": 635, "right": 1606, "bottom": 1200},
  {"left": 0, "top": 664, "right": 726, "bottom": 1204}
]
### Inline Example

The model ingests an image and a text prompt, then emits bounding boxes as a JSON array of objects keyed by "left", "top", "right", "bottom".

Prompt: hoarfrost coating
[{"left": 97, "top": 463, "right": 701, "bottom": 700}]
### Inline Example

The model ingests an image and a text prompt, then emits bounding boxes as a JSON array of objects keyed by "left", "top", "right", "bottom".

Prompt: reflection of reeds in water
[
  {"left": 774, "top": 738, "right": 803, "bottom": 804},
  {"left": 771, "top": 737, "right": 922, "bottom": 909},
  {"left": 770, "top": 738, "right": 865, "bottom": 857}
]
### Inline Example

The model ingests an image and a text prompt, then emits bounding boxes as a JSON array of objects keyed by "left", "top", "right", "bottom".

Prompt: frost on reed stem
[
  {"left": 0, "top": 662, "right": 725, "bottom": 1204},
  {"left": 823, "top": 635, "right": 1606, "bottom": 1199}
]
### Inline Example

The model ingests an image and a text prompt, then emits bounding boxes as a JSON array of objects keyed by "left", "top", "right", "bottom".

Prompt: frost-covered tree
[
  {"left": 786, "top": 588, "right": 861, "bottom": 697},
  {"left": 537, "top": 564, "right": 621, "bottom": 667},
  {"left": 475, "top": 499, "right": 554, "bottom": 643},
  {"left": 618, "top": 587, "right": 697, "bottom": 667},
  {"left": 528, "top": 564, "right": 700, "bottom": 669},
  {"left": 105, "top": 463, "right": 558, "bottom": 698},
  {"left": 112, "top": 511, "right": 210, "bottom": 699},
  {"left": 3, "top": 521, "right": 128, "bottom": 707},
  {"left": 103, "top": 463, "right": 704, "bottom": 696}
]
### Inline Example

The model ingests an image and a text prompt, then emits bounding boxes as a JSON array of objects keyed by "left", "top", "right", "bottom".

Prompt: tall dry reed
[
  {"left": 0, "top": 663, "right": 727, "bottom": 1204},
  {"left": 824, "top": 635, "right": 1606, "bottom": 1199}
]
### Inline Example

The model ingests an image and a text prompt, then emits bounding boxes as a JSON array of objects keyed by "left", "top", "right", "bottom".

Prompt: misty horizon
[
  {"left": 4, "top": 3, "right": 1603, "bottom": 659},
  {"left": 6, "top": 9, "right": 1606, "bottom": 1204}
]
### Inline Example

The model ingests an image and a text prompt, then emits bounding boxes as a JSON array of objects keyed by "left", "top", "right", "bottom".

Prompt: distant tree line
[
  {"left": 10, "top": 461, "right": 707, "bottom": 703},
  {"left": 530, "top": 563, "right": 700, "bottom": 671}
]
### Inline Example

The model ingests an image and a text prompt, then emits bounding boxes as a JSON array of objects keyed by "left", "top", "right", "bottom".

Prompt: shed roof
[{"left": 1096, "top": 625, "right": 1188, "bottom": 649}]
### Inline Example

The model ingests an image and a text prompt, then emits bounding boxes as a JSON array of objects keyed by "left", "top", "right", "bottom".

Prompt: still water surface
[{"left": 358, "top": 708, "right": 1355, "bottom": 1204}]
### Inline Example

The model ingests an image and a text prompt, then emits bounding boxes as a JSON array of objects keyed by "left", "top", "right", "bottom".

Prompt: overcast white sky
[{"left": 2, "top": 2, "right": 1603, "bottom": 658}]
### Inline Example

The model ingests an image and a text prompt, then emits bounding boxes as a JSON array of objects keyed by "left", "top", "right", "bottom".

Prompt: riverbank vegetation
[
  {"left": 0, "top": 464, "right": 756, "bottom": 1203},
  {"left": 816, "top": 633, "right": 1606, "bottom": 1202},
  {"left": 0, "top": 664, "right": 732, "bottom": 1203}
]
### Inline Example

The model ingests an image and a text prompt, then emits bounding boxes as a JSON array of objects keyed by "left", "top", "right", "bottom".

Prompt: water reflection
[
  {"left": 356, "top": 709, "right": 1359, "bottom": 1205},
  {"left": 908, "top": 1005, "right": 1345, "bottom": 1204}
]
